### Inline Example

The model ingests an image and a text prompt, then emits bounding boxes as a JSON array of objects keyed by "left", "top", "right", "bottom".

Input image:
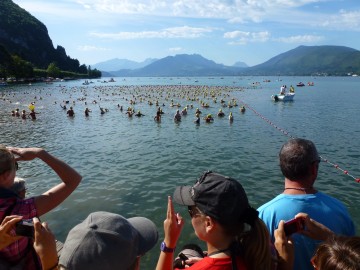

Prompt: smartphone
[
  {"left": 284, "top": 217, "right": 305, "bottom": 236},
  {"left": 15, "top": 219, "right": 34, "bottom": 238}
]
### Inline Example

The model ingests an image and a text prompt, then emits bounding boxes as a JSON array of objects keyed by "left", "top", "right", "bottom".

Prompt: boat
[
  {"left": 297, "top": 82, "right": 305, "bottom": 87},
  {"left": 271, "top": 93, "right": 295, "bottom": 102},
  {"left": 0, "top": 81, "right": 8, "bottom": 86}
]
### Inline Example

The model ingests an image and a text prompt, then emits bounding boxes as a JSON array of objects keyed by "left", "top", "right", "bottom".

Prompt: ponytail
[{"left": 240, "top": 218, "right": 273, "bottom": 270}]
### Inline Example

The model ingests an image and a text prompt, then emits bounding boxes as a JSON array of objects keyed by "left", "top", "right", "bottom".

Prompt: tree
[
  {"left": 47, "top": 62, "right": 60, "bottom": 78},
  {"left": 8, "top": 55, "right": 33, "bottom": 80}
]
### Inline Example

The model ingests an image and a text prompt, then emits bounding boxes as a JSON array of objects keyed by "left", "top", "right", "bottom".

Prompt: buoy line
[{"left": 239, "top": 100, "right": 360, "bottom": 184}]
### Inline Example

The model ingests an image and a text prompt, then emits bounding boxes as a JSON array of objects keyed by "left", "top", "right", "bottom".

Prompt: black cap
[{"left": 173, "top": 171, "right": 257, "bottom": 225}]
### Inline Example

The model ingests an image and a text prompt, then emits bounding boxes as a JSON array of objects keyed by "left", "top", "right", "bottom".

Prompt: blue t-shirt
[{"left": 258, "top": 192, "right": 355, "bottom": 270}]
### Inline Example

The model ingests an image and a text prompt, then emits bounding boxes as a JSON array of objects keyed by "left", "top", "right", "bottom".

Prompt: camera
[
  {"left": 15, "top": 219, "right": 34, "bottom": 238},
  {"left": 283, "top": 217, "right": 305, "bottom": 236}
]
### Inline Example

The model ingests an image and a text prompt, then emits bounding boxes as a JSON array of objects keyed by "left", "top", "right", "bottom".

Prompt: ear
[{"left": 204, "top": 216, "right": 215, "bottom": 233}]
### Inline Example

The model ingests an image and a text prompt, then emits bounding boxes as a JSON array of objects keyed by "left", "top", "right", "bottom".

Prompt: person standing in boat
[{"left": 258, "top": 138, "right": 355, "bottom": 270}]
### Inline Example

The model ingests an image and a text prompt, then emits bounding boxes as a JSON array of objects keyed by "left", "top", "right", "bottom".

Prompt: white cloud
[
  {"left": 275, "top": 35, "right": 324, "bottom": 43},
  {"left": 319, "top": 10, "right": 360, "bottom": 31},
  {"left": 169, "top": 47, "right": 183, "bottom": 52},
  {"left": 224, "top": 31, "right": 271, "bottom": 44},
  {"left": 77, "top": 45, "right": 110, "bottom": 51},
  {"left": 90, "top": 26, "right": 213, "bottom": 40}
]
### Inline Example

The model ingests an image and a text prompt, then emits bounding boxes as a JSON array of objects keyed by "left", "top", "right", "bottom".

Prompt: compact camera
[
  {"left": 15, "top": 219, "right": 34, "bottom": 238},
  {"left": 283, "top": 217, "right": 305, "bottom": 236}
]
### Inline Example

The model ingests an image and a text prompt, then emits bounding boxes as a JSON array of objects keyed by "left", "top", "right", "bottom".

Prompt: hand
[
  {"left": 0, "top": 215, "right": 23, "bottom": 249},
  {"left": 7, "top": 147, "right": 44, "bottom": 162},
  {"left": 274, "top": 220, "right": 294, "bottom": 270},
  {"left": 33, "top": 217, "right": 58, "bottom": 270},
  {"left": 163, "top": 196, "right": 185, "bottom": 248},
  {"left": 295, "top": 213, "right": 334, "bottom": 241}
]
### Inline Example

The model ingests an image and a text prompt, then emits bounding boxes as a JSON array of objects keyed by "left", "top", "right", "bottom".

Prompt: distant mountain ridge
[
  {"left": 247, "top": 45, "right": 360, "bottom": 75},
  {"left": 97, "top": 46, "right": 360, "bottom": 77},
  {"left": 93, "top": 58, "right": 157, "bottom": 72}
]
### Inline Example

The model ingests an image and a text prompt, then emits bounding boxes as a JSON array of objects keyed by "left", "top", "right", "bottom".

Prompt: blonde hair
[
  {"left": 240, "top": 218, "right": 273, "bottom": 270},
  {"left": 223, "top": 217, "right": 273, "bottom": 270}
]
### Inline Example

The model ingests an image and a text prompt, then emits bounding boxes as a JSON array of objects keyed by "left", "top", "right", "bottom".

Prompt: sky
[{"left": 12, "top": 0, "right": 360, "bottom": 67}]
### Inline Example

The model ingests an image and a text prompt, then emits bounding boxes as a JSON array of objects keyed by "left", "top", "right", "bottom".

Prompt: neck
[{"left": 284, "top": 179, "right": 317, "bottom": 194}]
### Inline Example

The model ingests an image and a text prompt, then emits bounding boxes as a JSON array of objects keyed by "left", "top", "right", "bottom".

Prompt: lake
[{"left": 1, "top": 76, "right": 359, "bottom": 268}]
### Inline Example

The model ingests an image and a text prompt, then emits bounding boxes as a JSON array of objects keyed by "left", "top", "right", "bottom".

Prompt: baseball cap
[
  {"left": 173, "top": 171, "right": 258, "bottom": 226},
  {"left": 59, "top": 211, "right": 159, "bottom": 270}
]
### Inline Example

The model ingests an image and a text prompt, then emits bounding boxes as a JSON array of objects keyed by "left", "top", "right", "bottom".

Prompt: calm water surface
[{"left": 1, "top": 76, "right": 359, "bottom": 268}]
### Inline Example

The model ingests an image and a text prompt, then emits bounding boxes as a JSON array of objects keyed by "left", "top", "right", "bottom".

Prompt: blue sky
[{"left": 13, "top": 0, "right": 360, "bottom": 67}]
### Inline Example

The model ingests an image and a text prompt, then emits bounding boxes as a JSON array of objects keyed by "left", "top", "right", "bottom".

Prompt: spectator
[
  {"left": 274, "top": 213, "right": 360, "bottom": 270},
  {"left": 55, "top": 211, "right": 158, "bottom": 270},
  {"left": 0, "top": 145, "right": 82, "bottom": 269},
  {"left": 258, "top": 138, "right": 355, "bottom": 270},
  {"left": 156, "top": 171, "right": 274, "bottom": 270}
]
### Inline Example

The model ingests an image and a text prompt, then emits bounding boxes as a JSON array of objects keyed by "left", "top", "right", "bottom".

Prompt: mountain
[
  {"left": 0, "top": 0, "right": 85, "bottom": 72},
  {"left": 233, "top": 61, "right": 248, "bottom": 68},
  {"left": 93, "top": 58, "right": 157, "bottom": 72},
  {"left": 107, "top": 54, "right": 242, "bottom": 77},
  {"left": 101, "top": 46, "right": 360, "bottom": 77},
  {"left": 246, "top": 45, "right": 360, "bottom": 75}
]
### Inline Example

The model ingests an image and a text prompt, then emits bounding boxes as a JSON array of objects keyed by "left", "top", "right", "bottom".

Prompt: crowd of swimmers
[
  {"left": 4, "top": 84, "right": 251, "bottom": 125},
  {"left": 0, "top": 137, "right": 359, "bottom": 270}
]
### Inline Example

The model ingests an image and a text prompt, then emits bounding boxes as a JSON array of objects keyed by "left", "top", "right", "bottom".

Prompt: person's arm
[
  {"left": 33, "top": 217, "right": 58, "bottom": 270},
  {"left": 274, "top": 220, "right": 294, "bottom": 270},
  {"left": 9, "top": 147, "right": 82, "bottom": 216},
  {"left": 295, "top": 213, "right": 334, "bottom": 241},
  {"left": 156, "top": 196, "right": 184, "bottom": 270},
  {"left": 0, "top": 215, "right": 23, "bottom": 249}
]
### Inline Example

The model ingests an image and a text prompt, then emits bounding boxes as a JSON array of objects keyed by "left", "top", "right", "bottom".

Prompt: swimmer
[
  {"left": 21, "top": 110, "right": 27, "bottom": 119},
  {"left": 217, "top": 109, "right": 225, "bottom": 117},
  {"left": 240, "top": 106, "right": 246, "bottom": 113},
  {"left": 135, "top": 111, "right": 145, "bottom": 117},
  {"left": 67, "top": 107, "right": 75, "bottom": 117},
  {"left": 174, "top": 110, "right": 181, "bottom": 122},
  {"left": 15, "top": 109, "right": 20, "bottom": 117},
  {"left": 29, "top": 109, "right": 37, "bottom": 120},
  {"left": 203, "top": 114, "right": 214, "bottom": 123},
  {"left": 194, "top": 115, "right": 200, "bottom": 124},
  {"left": 181, "top": 107, "right": 187, "bottom": 115},
  {"left": 84, "top": 108, "right": 91, "bottom": 117},
  {"left": 229, "top": 112, "right": 233, "bottom": 122}
]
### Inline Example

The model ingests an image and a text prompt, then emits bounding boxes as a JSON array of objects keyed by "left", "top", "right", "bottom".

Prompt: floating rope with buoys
[{"left": 239, "top": 99, "right": 360, "bottom": 184}]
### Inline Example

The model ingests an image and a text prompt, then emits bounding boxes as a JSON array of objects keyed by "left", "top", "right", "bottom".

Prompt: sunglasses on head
[{"left": 187, "top": 206, "right": 203, "bottom": 218}]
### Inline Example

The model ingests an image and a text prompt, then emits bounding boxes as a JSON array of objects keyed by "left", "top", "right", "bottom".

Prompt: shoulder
[
  {"left": 258, "top": 194, "right": 286, "bottom": 213},
  {"left": 8, "top": 198, "right": 37, "bottom": 219}
]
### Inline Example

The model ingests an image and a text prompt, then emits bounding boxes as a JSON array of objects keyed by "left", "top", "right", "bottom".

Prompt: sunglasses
[{"left": 187, "top": 206, "right": 203, "bottom": 218}]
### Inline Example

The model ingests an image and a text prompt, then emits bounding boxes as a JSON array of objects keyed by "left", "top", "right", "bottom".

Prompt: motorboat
[
  {"left": 296, "top": 82, "right": 305, "bottom": 87},
  {"left": 271, "top": 93, "right": 295, "bottom": 102}
]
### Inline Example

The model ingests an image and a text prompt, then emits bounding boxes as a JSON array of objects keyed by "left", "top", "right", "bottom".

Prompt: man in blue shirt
[{"left": 258, "top": 138, "right": 355, "bottom": 270}]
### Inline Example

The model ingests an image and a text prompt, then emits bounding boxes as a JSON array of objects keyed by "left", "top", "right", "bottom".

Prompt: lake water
[{"left": 1, "top": 76, "right": 359, "bottom": 268}]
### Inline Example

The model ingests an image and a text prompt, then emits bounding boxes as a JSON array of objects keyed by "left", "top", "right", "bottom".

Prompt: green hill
[
  {"left": 0, "top": 0, "right": 87, "bottom": 74},
  {"left": 246, "top": 45, "right": 360, "bottom": 76}
]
